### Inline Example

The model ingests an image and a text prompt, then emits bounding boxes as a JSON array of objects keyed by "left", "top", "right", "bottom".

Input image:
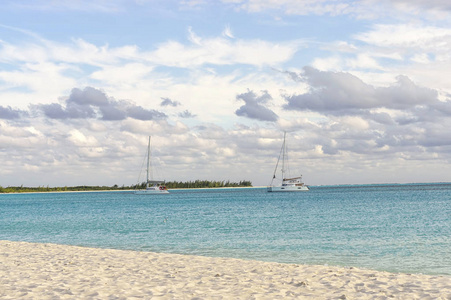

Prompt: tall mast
[
  {"left": 281, "top": 131, "right": 286, "bottom": 180},
  {"left": 146, "top": 136, "right": 151, "bottom": 186}
]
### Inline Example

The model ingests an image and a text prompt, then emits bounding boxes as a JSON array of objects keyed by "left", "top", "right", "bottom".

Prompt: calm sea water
[{"left": 1, "top": 183, "right": 450, "bottom": 275}]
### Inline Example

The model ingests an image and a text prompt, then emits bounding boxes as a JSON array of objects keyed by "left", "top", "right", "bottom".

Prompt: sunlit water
[{"left": 1, "top": 183, "right": 450, "bottom": 275}]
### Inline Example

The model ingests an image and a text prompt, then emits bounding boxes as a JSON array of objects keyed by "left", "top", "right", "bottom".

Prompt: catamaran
[
  {"left": 268, "top": 132, "right": 309, "bottom": 192},
  {"left": 134, "top": 136, "right": 169, "bottom": 195}
]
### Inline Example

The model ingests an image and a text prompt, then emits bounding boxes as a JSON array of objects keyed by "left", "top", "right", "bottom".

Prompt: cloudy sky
[{"left": 1, "top": 0, "right": 451, "bottom": 187}]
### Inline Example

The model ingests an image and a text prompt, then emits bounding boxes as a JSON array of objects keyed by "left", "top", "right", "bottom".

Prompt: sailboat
[
  {"left": 267, "top": 132, "right": 309, "bottom": 192},
  {"left": 134, "top": 136, "right": 169, "bottom": 195}
]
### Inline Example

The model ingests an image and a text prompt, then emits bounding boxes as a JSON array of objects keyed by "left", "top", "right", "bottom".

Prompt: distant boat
[
  {"left": 268, "top": 132, "right": 309, "bottom": 192},
  {"left": 134, "top": 136, "right": 169, "bottom": 195}
]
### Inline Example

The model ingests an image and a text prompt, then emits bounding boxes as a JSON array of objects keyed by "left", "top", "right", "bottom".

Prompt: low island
[{"left": 0, "top": 180, "right": 252, "bottom": 193}]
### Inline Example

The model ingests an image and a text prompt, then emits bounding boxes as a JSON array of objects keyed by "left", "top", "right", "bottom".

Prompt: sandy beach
[{"left": 1, "top": 241, "right": 450, "bottom": 299}]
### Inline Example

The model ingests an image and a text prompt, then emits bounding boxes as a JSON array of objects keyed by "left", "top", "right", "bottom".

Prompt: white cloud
[
  {"left": 411, "top": 53, "right": 431, "bottom": 64},
  {"left": 1, "top": 27, "right": 298, "bottom": 69},
  {"left": 340, "top": 116, "right": 370, "bottom": 130},
  {"left": 0, "top": 27, "right": 301, "bottom": 114},
  {"left": 235, "top": 89, "right": 278, "bottom": 122},
  {"left": 354, "top": 24, "right": 451, "bottom": 49},
  {"left": 352, "top": 23, "right": 451, "bottom": 95},
  {"left": 284, "top": 67, "right": 440, "bottom": 113},
  {"left": 346, "top": 53, "right": 384, "bottom": 70},
  {"left": 68, "top": 129, "right": 99, "bottom": 147},
  {"left": 146, "top": 32, "right": 299, "bottom": 67},
  {"left": 311, "top": 56, "right": 344, "bottom": 72},
  {"left": 90, "top": 63, "right": 154, "bottom": 86},
  {"left": 309, "top": 22, "right": 451, "bottom": 97},
  {"left": 222, "top": 25, "right": 235, "bottom": 39}
]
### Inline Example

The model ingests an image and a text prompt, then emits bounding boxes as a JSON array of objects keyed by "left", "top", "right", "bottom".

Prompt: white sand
[{"left": 1, "top": 241, "right": 450, "bottom": 299}]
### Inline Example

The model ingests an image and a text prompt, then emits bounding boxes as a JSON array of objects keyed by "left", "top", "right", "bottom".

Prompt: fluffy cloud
[
  {"left": 0, "top": 106, "right": 24, "bottom": 119},
  {"left": 160, "top": 98, "right": 181, "bottom": 107},
  {"left": 35, "top": 87, "right": 167, "bottom": 121},
  {"left": 283, "top": 67, "right": 441, "bottom": 117},
  {"left": 235, "top": 90, "right": 279, "bottom": 122},
  {"left": 127, "top": 105, "right": 167, "bottom": 121},
  {"left": 277, "top": 66, "right": 451, "bottom": 168},
  {"left": 38, "top": 103, "right": 95, "bottom": 119},
  {"left": 68, "top": 86, "right": 109, "bottom": 106},
  {"left": 0, "top": 27, "right": 299, "bottom": 111},
  {"left": 178, "top": 110, "right": 196, "bottom": 118},
  {"left": 310, "top": 22, "right": 451, "bottom": 102}
]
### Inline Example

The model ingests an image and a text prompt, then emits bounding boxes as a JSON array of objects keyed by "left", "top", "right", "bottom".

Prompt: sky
[{"left": 1, "top": 0, "right": 451, "bottom": 187}]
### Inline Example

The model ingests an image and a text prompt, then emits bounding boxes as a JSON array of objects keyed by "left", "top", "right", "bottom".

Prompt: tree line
[
  {"left": 164, "top": 180, "right": 252, "bottom": 189},
  {"left": 0, "top": 180, "right": 252, "bottom": 193}
]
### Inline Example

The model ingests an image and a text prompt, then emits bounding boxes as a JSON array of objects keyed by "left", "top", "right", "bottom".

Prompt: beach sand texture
[{"left": 1, "top": 241, "right": 450, "bottom": 299}]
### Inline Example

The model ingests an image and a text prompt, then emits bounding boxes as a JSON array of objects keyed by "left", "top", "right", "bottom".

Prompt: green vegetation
[
  {"left": 165, "top": 180, "right": 252, "bottom": 189},
  {"left": 0, "top": 180, "right": 252, "bottom": 194},
  {"left": 0, "top": 185, "right": 128, "bottom": 193}
]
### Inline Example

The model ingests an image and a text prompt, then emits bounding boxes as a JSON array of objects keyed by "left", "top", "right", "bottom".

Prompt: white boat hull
[
  {"left": 268, "top": 132, "right": 309, "bottom": 193},
  {"left": 267, "top": 185, "right": 309, "bottom": 192},
  {"left": 134, "top": 188, "right": 169, "bottom": 195}
]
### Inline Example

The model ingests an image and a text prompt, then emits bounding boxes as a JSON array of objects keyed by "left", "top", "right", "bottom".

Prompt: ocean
[{"left": 1, "top": 183, "right": 450, "bottom": 275}]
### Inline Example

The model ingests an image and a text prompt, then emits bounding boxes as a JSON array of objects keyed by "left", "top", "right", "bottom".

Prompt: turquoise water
[{"left": 1, "top": 183, "right": 450, "bottom": 275}]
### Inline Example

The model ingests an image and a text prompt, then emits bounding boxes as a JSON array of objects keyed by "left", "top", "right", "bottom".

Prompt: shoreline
[
  {"left": 3, "top": 182, "right": 451, "bottom": 195},
  {"left": 1, "top": 240, "right": 450, "bottom": 299},
  {"left": 0, "top": 186, "right": 264, "bottom": 195}
]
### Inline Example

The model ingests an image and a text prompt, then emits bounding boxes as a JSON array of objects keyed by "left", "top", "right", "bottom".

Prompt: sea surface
[{"left": 1, "top": 183, "right": 450, "bottom": 275}]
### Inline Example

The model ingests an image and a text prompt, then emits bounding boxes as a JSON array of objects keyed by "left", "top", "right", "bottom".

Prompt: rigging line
[{"left": 270, "top": 135, "right": 286, "bottom": 185}]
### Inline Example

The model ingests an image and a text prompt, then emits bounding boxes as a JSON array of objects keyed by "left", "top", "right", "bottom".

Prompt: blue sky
[{"left": 1, "top": 0, "right": 451, "bottom": 187}]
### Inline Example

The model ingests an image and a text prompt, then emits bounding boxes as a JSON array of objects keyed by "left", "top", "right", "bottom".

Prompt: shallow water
[{"left": 1, "top": 183, "right": 450, "bottom": 275}]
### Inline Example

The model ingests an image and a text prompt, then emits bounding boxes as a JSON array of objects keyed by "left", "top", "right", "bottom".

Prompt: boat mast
[
  {"left": 281, "top": 131, "right": 286, "bottom": 180},
  {"left": 270, "top": 132, "right": 287, "bottom": 186},
  {"left": 146, "top": 136, "right": 151, "bottom": 187}
]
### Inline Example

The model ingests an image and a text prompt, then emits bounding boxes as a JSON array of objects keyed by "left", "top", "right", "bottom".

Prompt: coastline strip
[{"left": 1, "top": 240, "right": 450, "bottom": 299}]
